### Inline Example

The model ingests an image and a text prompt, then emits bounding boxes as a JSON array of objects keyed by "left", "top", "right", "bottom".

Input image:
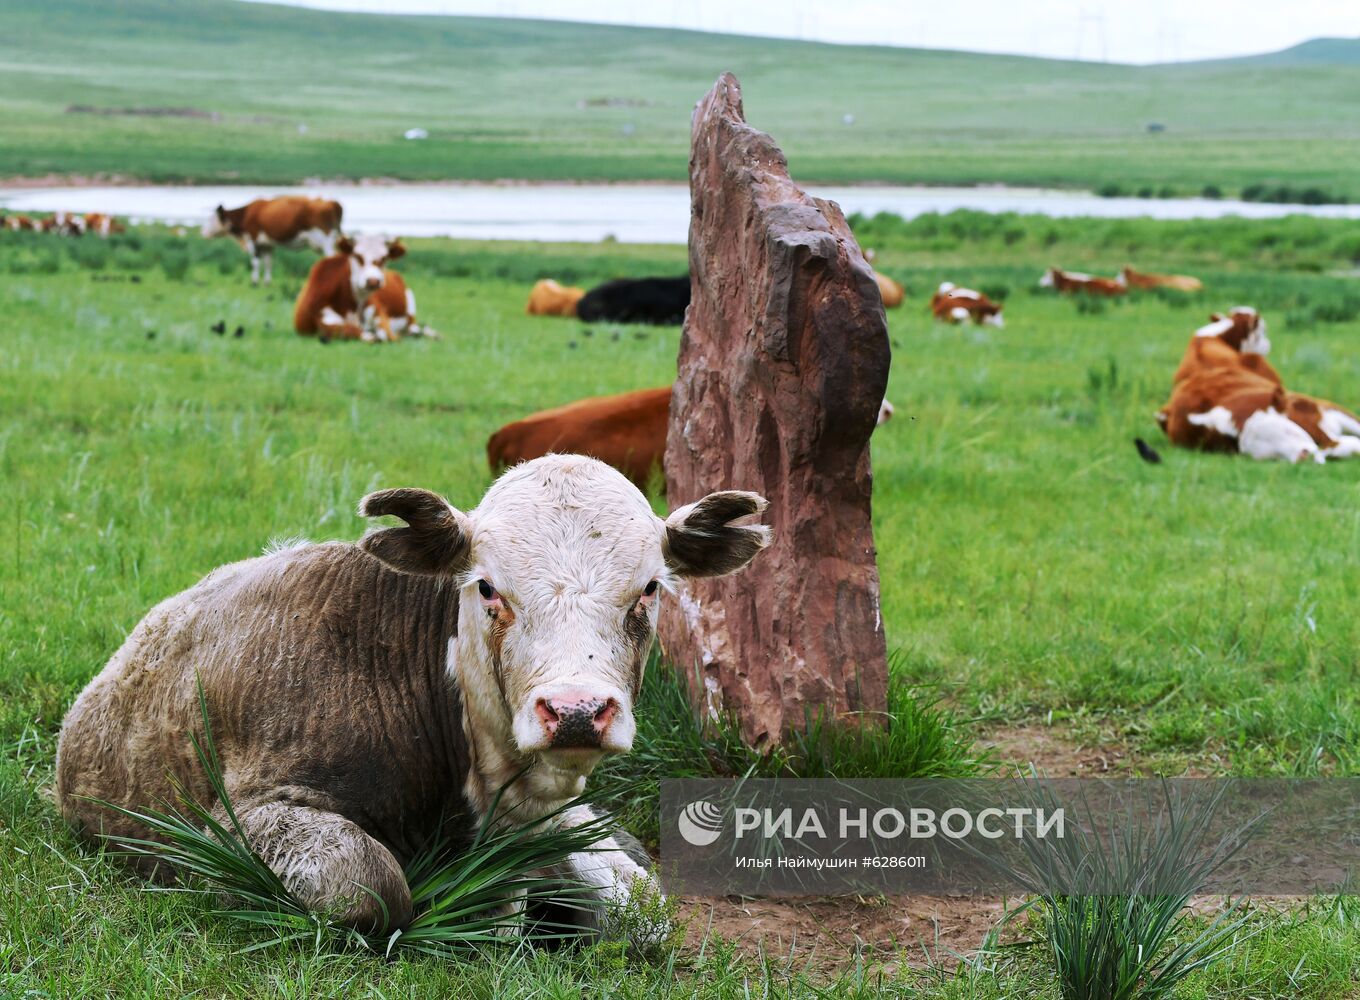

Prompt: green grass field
[
  {"left": 3, "top": 218, "right": 1360, "bottom": 995},
  {"left": 5, "top": 0, "right": 1360, "bottom": 200}
]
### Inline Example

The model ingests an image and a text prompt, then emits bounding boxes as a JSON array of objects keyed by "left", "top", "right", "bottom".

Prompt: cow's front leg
[
  {"left": 247, "top": 244, "right": 261, "bottom": 286},
  {"left": 363, "top": 304, "right": 398, "bottom": 343},
  {"left": 319, "top": 307, "right": 370, "bottom": 341},
  {"left": 221, "top": 794, "right": 412, "bottom": 932},
  {"left": 554, "top": 805, "right": 668, "bottom": 944}
]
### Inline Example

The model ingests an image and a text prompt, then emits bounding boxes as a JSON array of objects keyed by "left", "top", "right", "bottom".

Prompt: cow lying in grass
[
  {"left": 526, "top": 279, "right": 586, "bottom": 317},
  {"left": 1157, "top": 307, "right": 1360, "bottom": 463},
  {"left": 1039, "top": 267, "right": 1126, "bottom": 296},
  {"left": 1119, "top": 265, "right": 1202, "bottom": 292},
  {"left": 929, "top": 282, "right": 1004, "bottom": 326},
  {"left": 56, "top": 455, "right": 770, "bottom": 934},
  {"left": 294, "top": 235, "right": 433, "bottom": 343},
  {"left": 576, "top": 276, "right": 690, "bottom": 325},
  {"left": 488, "top": 387, "right": 895, "bottom": 488}
]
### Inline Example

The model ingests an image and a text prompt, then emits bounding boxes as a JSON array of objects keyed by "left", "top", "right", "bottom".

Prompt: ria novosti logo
[{"left": 677, "top": 799, "right": 724, "bottom": 846}]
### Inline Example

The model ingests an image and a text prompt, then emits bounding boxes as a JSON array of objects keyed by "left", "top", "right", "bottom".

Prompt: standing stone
[{"left": 659, "top": 73, "right": 891, "bottom": 747}]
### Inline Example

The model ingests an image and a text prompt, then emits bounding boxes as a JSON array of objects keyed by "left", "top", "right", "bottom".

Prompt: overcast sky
[{"left": 258, "top": 0, "right": 1357, "bottom": 63}]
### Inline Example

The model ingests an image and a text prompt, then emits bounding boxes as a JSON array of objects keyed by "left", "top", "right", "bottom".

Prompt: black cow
[{"left": 576, "top": 276, "right": 691, "bottom": 325}]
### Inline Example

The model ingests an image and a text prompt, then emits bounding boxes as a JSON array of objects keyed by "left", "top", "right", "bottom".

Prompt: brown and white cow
[
  {"left": 82, "top": 213, "right": 125, "bottom": 238},
  {"left": 202, "top": 196, "right": 344, "bottom": 285},
  {"left": 1157, "top": 307, "right": 1360, "bottom": 463},
  {"left": 294, "top": 234, "right": 431, "bottom": 343},
  {"left": 38, "top": 211, "right": 85, "bottom": 236},
  {"left": 526, "top": 279, "right": 587, "bottom": 318},
  {"left": 489, "top": 387, "right": 895, "bottom": 487},
  {"left": 56, "top": 455, "right": 769, "bottom": 934},
  {"left": 1119, "top": 266, "right": 1202, "bottom": 293},
  {"left": 1039, "top": 267, "right": 1127, "bottom": 296},
  {"left": 930, "top": 282, "right": 1004, "bottom": 327}
]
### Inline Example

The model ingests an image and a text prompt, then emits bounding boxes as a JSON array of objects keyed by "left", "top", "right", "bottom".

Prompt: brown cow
[
  {"left": 862, "top": 250, "right": 904, "bottom": 309},
  {"left": 489, "top": 388, "right": 672, "bottom": 488},
  {"left": 488, "top": 387, "right": 896, "bottom": 488},
  {"left": 82, "top": 213, "right": 126, "bottom": 237},
  {"left": 202, "top": 195, "right": 344, "bottom": 285},
  {"left": 930, "top": 282, "right": 1004, "bottom": 327},
  {"left": 294, "top": 234, "right": 432, "bottom": 343},
  {"left": 526, "top": 279, "right": 586, "bottom": 317},
  {"left": 1039, "top": 267, "right": 1126, "bottom": 296},
  {"left": 1157, "top": 307, "right": 1360, "bottom": 462},
  {"left": 1119, "top": 266, "right": 1202, "bottom": 293},
  {"left": 872, "top": 271, "right": 905, "bottom": 309}
]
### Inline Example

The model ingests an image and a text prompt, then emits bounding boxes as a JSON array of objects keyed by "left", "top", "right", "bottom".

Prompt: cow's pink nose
[{"left": 535, "top": 693, "right": 618, "bottom": 748}]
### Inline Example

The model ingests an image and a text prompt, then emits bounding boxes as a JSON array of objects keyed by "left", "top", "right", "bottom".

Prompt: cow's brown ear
[
  {"left": 386, "top": 240, "right": 406, "bottom": 260},
  {"left": 358, "top": 488, "right": 472, "bottom": 576},
  {"left": 663, "top": 491, "right": 771, "bottom": 578},
  {"left": 336, "top": 236, "right": 355, "bottom": 255},
  {"left": 1210, "top": 312, "right": 1225, "bottom": 322}
]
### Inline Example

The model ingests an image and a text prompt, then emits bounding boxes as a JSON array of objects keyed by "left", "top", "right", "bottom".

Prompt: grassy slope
[
  {"left": 3, "top": 222, "right": 1360, "bottom": 994},
  {"left": 4, "top": 0, "right": 1360, "bottom": 197},
  {"left": 1214, "top": 37, "right": 1360, "bottom": 66}
]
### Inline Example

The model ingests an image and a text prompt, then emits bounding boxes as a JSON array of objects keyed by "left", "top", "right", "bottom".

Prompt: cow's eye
[
  {"left": 643, "top": 580, "right": 659, "bottom": 596},
  {"left": 477, "top": 579, "right": 496, "bottom": 600}
]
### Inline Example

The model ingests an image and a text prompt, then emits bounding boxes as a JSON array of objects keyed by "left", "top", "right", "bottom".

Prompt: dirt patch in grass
[
  {"left": 980, "top": 723, "right": 1130, "bottom": 775},
  {"left": 980, "top": 722, "right": 1218, "bottom": 777},
  {"left": 677, "top": 893, "right": 1012, "bottom": 970}
]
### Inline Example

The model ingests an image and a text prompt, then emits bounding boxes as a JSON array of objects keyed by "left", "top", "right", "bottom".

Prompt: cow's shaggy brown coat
[{"left": 56, "top": 540, "right": 468, "bottom": 928}]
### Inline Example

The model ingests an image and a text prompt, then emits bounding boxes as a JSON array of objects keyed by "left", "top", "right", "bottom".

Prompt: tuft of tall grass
[
  {"left": 598, "top": 653, "right": 985, "bottom": 846},
  {"left": 990, "top": 781, "right": 1260, "bottom": 1000},
  {"left": 99, "top": 681, "right": 621, "bottom": 956}
]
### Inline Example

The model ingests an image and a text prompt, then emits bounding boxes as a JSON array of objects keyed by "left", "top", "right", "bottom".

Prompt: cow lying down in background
[
  {"left": 488, "top": 387, "right": 895, "bottom": 488},
  {"left": 576, "top": 276, "right": 691, "bottom": 325},
  {"left": 56, "top": 455, "right": 770, "bottom": 936},
  {"left": 929, "top": 282, "right": 1004, "bottom": 326},
  {"left": 1157, "top": 307, "right": 1360, "bottom": 463},
  {"left": 294, "top": 235, "right": 435, "bottom": 343},
  {"left": 526, "top": 279, "right": 586, "bottom": 317}
]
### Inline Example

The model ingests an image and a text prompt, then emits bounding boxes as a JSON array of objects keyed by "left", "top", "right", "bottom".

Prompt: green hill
[
  {"left": 1212, "top": 37, "right": 1360, "bottom": 66},
  {"left": 3, "top": 0, "right": 1359, "bottom": 198}
]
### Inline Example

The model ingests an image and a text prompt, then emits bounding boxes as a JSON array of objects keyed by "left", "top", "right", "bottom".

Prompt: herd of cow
[
  {"left": 6, "top": 193, "right": 1355, "bottom": 466},
  {"left": 2, "top": 210, "right": 124, "bottom": 237}
]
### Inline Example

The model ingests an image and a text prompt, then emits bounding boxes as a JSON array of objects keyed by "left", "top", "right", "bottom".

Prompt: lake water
[{"left": 3, "top": 183, "right": 1357, "bottom": 244}]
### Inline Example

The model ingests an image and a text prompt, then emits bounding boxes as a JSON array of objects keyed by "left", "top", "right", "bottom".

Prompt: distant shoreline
[
  {"left": 1, "top": 176, "right": 1347, "bottom": 209},
  {"left": 0, "top": 174, "right": 1036, "bottom": 193}
]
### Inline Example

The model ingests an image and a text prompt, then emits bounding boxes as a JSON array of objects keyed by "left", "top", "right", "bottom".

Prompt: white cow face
[
  {"left": 200, "top": 205, "right": 230, "bottom": 239},
  {"left": 357, "top": 456, "right": 769, "bottom": 780},
  {"left": 339, "top": 235, "right": 405, "bottom": 295},
  {"left": 1038, "top": 269, "right": 1056, "bottom": 288}
]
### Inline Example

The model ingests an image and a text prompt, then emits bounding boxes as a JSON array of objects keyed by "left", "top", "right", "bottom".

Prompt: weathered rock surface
[{"left": 659, "top": 72, "right": 891, "bottom": 747}]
